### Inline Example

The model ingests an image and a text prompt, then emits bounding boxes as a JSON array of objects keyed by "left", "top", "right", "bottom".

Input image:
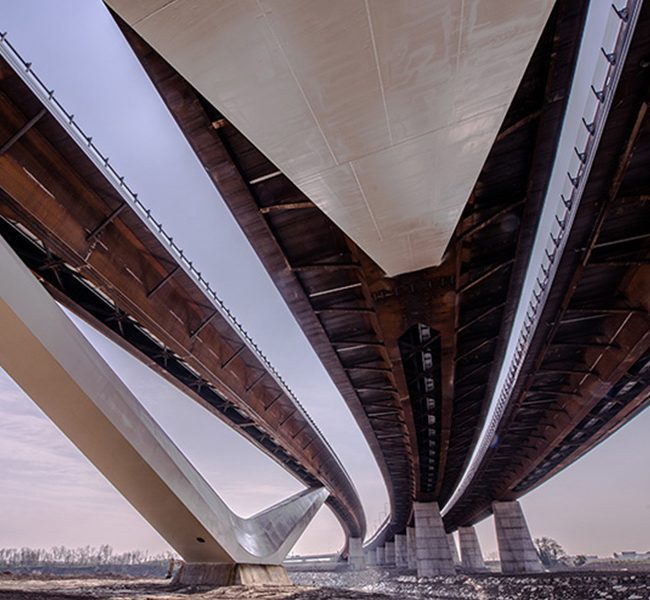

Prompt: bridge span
[
  {"left": 0, "top": 31, "right": 364, "bottom": 577},
  {"left": 1, "top": 0, "right": 648, "bottom": 584},
  {"left": 109, "top": 0, "right": 650, "bottom": 577}
]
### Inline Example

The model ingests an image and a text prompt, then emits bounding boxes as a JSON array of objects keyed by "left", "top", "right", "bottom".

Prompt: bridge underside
[
  {"left": 107, "top": 0, "right": 555, "bottom": 277},
  {"left": 1, "top": 230, "right": 328, "bottom": 579},
  {"left": 0, "top": 44, "right": 364, "bottom": 543},
  {"left": 444, "top": 1, "right": 650, "bottom": 528},
  {"left": 112, "top": 0, "right": 593, "bottom": 541}
]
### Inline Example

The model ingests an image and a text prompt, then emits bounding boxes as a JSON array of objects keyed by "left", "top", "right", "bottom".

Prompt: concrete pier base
[
  {"left": 447, "top": 533, "right": 461, "bottom": 566},
  {"left": 395, "top": 534, "right": 408, "bottom": 567},
  {"left": 385, "top": 541, "right": 395, "bottom": 566},
  {"left": 458, "top": 526, "right": 486, "bottom": 570},
  {"left": 414, "top": 502, "right": 455, "bottom": 577},
  {"left": 407, "top": 526, "right": 417, "bottom": 570},
  {"left": 493, "top": 501, "right": 543, "bottom": 574},
  {"left": 173, "top": 563, "right": 290, "bottom": 586},
  {"left": 348, "top": 538, "right": 365, "bottom": 570},
  {"left": 376, "top": 546, "right": 385, "bottom": 566}
]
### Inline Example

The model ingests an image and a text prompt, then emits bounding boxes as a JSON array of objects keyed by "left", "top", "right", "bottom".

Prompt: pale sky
[{"left": 0, "top": 0, "right": 648, "bottom": 559}]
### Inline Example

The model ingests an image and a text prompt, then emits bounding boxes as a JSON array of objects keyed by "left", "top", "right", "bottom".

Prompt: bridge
[
  {"left": 0, "top": 0, "right": 648, "bottom": 584},
  {"left": 0, "top": 27, "right": 364, "bottom": 584}
]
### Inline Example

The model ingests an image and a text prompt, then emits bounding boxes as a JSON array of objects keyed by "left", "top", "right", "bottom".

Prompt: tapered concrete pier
[
  {"left": 413, "top": 502, "right": 455, "bottom": 576},
  {"left": 395, "top": 534, "right": 408, "bottom": 567},
  {"left": 348, "top": 538, "right": 365, "bottom": 570},
  {"left": 365, "top": 548, "right": 376, "bottom": 566},
  {"left": 447, "top": 533, "right": 461, "bottom": 566},
  {"left": 385, "top": 541, "right": 395, "bottom": 566},
  {"left": 376, "top": 546, "right": 385, "bottom": 566},
  {"left": 458, "top": 526, "right": 486, "bottom": 570},
  {"left": 493, "top": 501, "right": 543, "bottom": 574},
  {"left": 407, "top": 526, "right": 417, "bottom": 570}
]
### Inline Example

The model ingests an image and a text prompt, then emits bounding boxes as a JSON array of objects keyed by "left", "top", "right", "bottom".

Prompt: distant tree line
[{"left": 0, "top": 545, "right": 176, "bottom": 567}]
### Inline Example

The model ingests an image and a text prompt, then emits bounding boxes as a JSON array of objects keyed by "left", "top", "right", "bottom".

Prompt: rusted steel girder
[
  {"left": 0, "top": 50, "right": 365, "bottom": 542},
  {"left": 444, "top": 3, "right": 650, "bottom": 529}
]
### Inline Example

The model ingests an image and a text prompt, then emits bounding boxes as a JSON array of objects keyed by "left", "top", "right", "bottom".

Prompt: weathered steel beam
[
  {"left": 86, "top": 203, "right": 127, "bottom": 242},
  {"left": 146, "top": 265, "right": 179, "bottom": 297},
  {"left": 259, "top": 202, "right": 314, "bottom": 213},
  {"left": 0, "top": 107, "right": 46, "bottom": 154}
]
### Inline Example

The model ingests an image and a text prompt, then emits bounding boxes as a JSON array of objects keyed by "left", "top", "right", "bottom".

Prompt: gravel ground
[
  {"left": 291, "top": 568, "right": 650, "bottom": 599},
  {"left": 0, "top": 569, "right": 649, "bottom": 599}
]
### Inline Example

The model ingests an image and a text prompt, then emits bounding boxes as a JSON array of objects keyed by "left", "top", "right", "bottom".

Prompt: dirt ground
[{"left": 1, "top": 569, "right": 649, "bottom": 599}]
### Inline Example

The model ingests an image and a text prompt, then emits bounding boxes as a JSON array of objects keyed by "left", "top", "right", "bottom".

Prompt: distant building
[{"left": 614, "top": 551, "right": 650, "bottom": 561}]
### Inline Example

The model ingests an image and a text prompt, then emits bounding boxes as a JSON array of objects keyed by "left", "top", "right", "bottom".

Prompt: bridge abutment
[
  {"left": 493, "top": 501, "right": 542, "bottom": 574},
  {"left": 458, "top": 526, "right": 486, "bottom": 571},
  {"left": 414, "top": 502, "right": 455, "bottom": 576}
]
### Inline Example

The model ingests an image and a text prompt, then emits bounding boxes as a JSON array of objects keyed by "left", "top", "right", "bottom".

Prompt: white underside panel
[{"left": 109, "top": 0, "right": 555, "bottom": 275}]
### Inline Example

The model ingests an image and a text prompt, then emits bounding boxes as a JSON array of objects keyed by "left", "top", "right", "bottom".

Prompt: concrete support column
[
  {"left": 384, "top": 541, "right": 395, "bottom": 566},
  {"left": 394, "top": 534, "right": 408, "bottom": 567},
  {"left": 376, "top": 546, "right": 385, "bottom": 566},
  {"left": 447, "top": 533, "right": 461, "bottom": 566},
  {"left": 366, "top": 548, "right": 376, "bottom": 566},
  {"left": 458, "top": 526, "right": 485, "bottom": 570},
  {"left": 348, "top": 537, "right": 365, "bottom": 570},
  {"left": 0, "top": 235, "right": 326, "bottom": 586},
  {"left": 406, "top": 526, "right": 417, "bottom": 570},
  {"left": 492, "top": 501, "right": 542, "bottom": 574},
  {"left": 413, "top": 502, "right": 455, "bottom": 577}
]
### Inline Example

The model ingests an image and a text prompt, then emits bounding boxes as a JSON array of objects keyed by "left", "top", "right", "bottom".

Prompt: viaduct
[{"left": 0, "top": 0, "right": 648, "bottom": 584}]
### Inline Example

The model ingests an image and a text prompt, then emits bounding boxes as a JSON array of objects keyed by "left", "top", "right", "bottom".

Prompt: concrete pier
[
  {"left": 413, "top": 502, "right": 455, "bottom": 577},
  {"left": 407, "top": 526, "right": 417, "bottom": 570},
  {"left": 376, "top": 546, "right": 385, "bottom": 566},
  {"left": 458, "top": 526, "right": 486, "bottom": 570},
  {"left": 395, "top": 534, "right": 408, "bottom": 567},
  {"left": 493, "top": 501, "right": 543, "bottom": 574},
  {"left": 447, "top": 533, "right": 461, "bottom": 566},
  {"left": 348, "top": 538, "right": 365, "bottom": 570},
  {"left": 385, "top": 541, "right": 395, "bottom": 566},
  {"left": 0, "top": 235, "right": 327, "bottom": 585},
  {"left": 365, "top": 548, "right": 377, "bottom": 566},
  {"left": 174, "top": 564, "right": 290, "bottom": 585}
]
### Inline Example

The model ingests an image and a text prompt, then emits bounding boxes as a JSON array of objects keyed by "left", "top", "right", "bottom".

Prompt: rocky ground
[
  {"left": 292, "top": 568, "right": 650, "bottom": 598},
  {"left": 0, "top": 568, "right": 649, "bottom": 599}
]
